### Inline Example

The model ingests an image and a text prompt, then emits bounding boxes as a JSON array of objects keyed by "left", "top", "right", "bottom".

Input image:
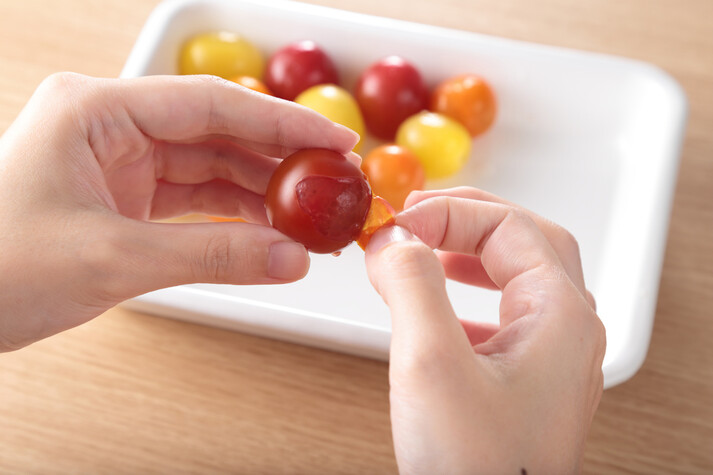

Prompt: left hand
[{"left": 0, "top": 73, "right": 358, "bottom": 351}]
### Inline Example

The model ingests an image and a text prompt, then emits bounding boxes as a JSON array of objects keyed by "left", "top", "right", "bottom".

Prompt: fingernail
[
  {"left": 333, "top": 123, "right": 361, "bottom": 149},
  {"left": 366, "top": 225, "right": 415, "bottom": 254},
  {"left": 345, "top": 151, "right": 362, "bottom": 167},
  {"left": 268, "top": 241, "right": 309, "bottom": 280}
]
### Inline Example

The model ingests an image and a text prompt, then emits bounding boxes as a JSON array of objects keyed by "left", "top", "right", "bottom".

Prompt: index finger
[
  {"left": 396, "top": 196, "right": 564, "bottom": 292},
  {"left": 404, "top": 187, "right": 587, "bottom": 295},
  {"left": 116, "top": 75, "right": 359, "bottom": 154}
]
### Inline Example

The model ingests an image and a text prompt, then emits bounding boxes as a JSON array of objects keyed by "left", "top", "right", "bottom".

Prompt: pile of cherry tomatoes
[{"left": 179, "top": 32, "right": 497, "bottom": 212}]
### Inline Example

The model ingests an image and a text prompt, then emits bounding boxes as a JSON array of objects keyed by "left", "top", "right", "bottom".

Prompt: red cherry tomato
[
  {"left": 430, "top": 74, "right": 497, "bottom": 137},
  {"left": 361, "top": 145, "right": 425, "bottom": 211},
  {"left": 265, "top": 40, "right": 339, "bottom": 101},
  {"left": 354, "top": 56, "right": 429, "bottom": 140},
  {"left": 265, "top": 149, "right": 372, "bottom": 254}
]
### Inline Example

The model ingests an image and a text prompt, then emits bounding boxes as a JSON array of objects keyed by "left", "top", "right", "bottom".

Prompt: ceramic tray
[{"left": 120, "top": 0, "right": 687, "bottom": 388}]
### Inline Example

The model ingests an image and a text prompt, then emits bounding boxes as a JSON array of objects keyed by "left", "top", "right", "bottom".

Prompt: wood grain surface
[{"left": 0, "top": 0, "right": 711, "bottom": 473}]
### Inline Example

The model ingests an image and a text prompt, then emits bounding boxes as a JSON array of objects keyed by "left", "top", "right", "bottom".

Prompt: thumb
[
  {"left": 91, "top": 218, "right": 309, "bottom": 302},
  {"left": 365, "top": 226, "right": 472, "bottom": 364}
]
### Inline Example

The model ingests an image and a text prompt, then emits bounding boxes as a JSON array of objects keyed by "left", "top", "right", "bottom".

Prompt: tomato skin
[
  {"left": 295, "top": 85, "right": 365, "bottom": 153},
  {"left": 354, "top": 56, "right": 429, "bottom": 140},
  {"left": 265, "top": 149, "right": 372, "bottom": 254},
  {"left": 430, "top": 74, "right": 496, "bottom": 137},
  {"left": 361, "top": 145, "right": 425, "bottom": 211},
  {"left": 356, "top": 196, "right": 396, "bottom": 250},
  {"left": 179, "top": 32, "right": 264, "bottom": 79},
  {"left": 265, "top": 40, "right": 339, "bottom": 101},
  {"left": 396, "top": 112, "right": 471, "bottom": 179}
]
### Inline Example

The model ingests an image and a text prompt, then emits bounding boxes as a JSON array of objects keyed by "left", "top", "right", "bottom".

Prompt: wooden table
[{"left": 1, "top": 0, "right": 711, "bottom": 473}]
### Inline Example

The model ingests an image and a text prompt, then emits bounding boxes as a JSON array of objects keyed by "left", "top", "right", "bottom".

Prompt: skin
[
  {"left": 0, "top": 73, "right": 358, "bottom": 351},
  {"left": 365, "top": 188, "right": 605, "bottom": 474},
  {"left": 1, "top": 73, "right": 605, "bottom": 472}
]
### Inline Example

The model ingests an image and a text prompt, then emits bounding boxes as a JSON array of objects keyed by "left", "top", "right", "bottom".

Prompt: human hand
[
  {"left": 365, "top": 187, "right": 605, "bottom": 474},
  {"left": 0, "top": 73, "right": 358, "bottom": 351}
]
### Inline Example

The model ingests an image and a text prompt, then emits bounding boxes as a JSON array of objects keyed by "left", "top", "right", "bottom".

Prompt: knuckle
[
  {"left": 199, "top": 233, "right": 236, "bottom": 282},
  {"left": 507, "top": 207, "right": 537, "bottom": 228},
  {"left": 198, "top": 73, "right": 233, "bottom": 87},
  {"left": 553, "top": 225, "right": 581, "bottom": 259},
  {"left": 391, "top": 346, "right": 451, "bottom": 387},
  {"left": 32, "top": 73, "right": 91, "bottom": 126},
  {"left": 376, "top": 240, "right": 446, "bottom": 305},
  {"left": 38, "top": 72, "right": 86, "bottom": 96},
  {"left": 592, "top": 313, "right": 607, "bottom": 359},
  {"left": 379, "top": 240, "right": 441, "bottom": 277},
  {"left": 191, "top": 75, "right": 235, "bottom": 132}
]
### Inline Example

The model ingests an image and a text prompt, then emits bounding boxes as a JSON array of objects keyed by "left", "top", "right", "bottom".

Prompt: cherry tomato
[
  {"left": 354, "top": 56, "right": 429, "bottom": 140},
  {"left": 361, "top": 145, "right": 425, "bottom": 211},
  {"left": 265, "top": 149, "right": 372, "bottom": 254},
  {"left": 295, "top": 85, "right": 365, "bottom": 153},
  {"left": 230, "top": 75, "right": 273, "bottom": 95},
  {"left": 396, "top": 112, "right": 471, "bottom": 179},
  {"left": 431, "top": 74, "right": 497, "bottom": 137},
  {"left": 265, "top": 40, "right": 339, "bottom": 101},
  {"left": 179, "top": 32, "right": 264, "bottom": 79}
]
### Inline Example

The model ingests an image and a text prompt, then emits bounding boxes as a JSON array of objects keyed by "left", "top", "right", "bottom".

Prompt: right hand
[{"left": 365, "top": 187, "right": 605, "bottom": 474}]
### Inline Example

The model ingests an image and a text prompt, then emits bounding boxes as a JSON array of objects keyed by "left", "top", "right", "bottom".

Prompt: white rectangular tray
[{"left": 120, "top": 0, "right": 687, "bottom": 388}]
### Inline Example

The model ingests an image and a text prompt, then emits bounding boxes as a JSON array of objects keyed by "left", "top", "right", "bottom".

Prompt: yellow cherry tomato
[
  {"left": 396, "top": 112, "right": 471, "bottom": 179},
  {"left": 179, "top": 31, "right": 264, "bottom": 79},
  {"left": 295, "top": 85, "right": 365, "bottom": 153}
]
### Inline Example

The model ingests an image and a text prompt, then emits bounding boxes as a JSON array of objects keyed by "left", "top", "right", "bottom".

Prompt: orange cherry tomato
[
  {"left": 230, "top": 75, "right": 273, "bottom": 95},
  {"left": 361, "top": 144, "right": 425, "bottom": 211},
  {"left": 430, "top": 74, "right": 496, "bottom": 137}
]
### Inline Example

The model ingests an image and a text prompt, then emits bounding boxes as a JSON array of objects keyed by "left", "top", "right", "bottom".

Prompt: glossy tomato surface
[
  {"left": 295, "top": 85, "right": 365, "bottom": 153},
  {"left": 265, "top": 149, "right": 372, "bottom": 254},
  {"left": 265, "top": 40, "right": 339, "bottom": 100},
  {"left": 354, "top": 56, "right": 429, "bottom": 140},
  {"left": 431, "top": 74, "right": 497, "bottom": 137},
  {"left": 361, "top": 145, "right": 425, "bottom": 211},
  {"left": 179, "top": 31, "right": 264, "bottom": 79},
  {"left": 396, "top": 112, "right": 471, "bottom": 179}
]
